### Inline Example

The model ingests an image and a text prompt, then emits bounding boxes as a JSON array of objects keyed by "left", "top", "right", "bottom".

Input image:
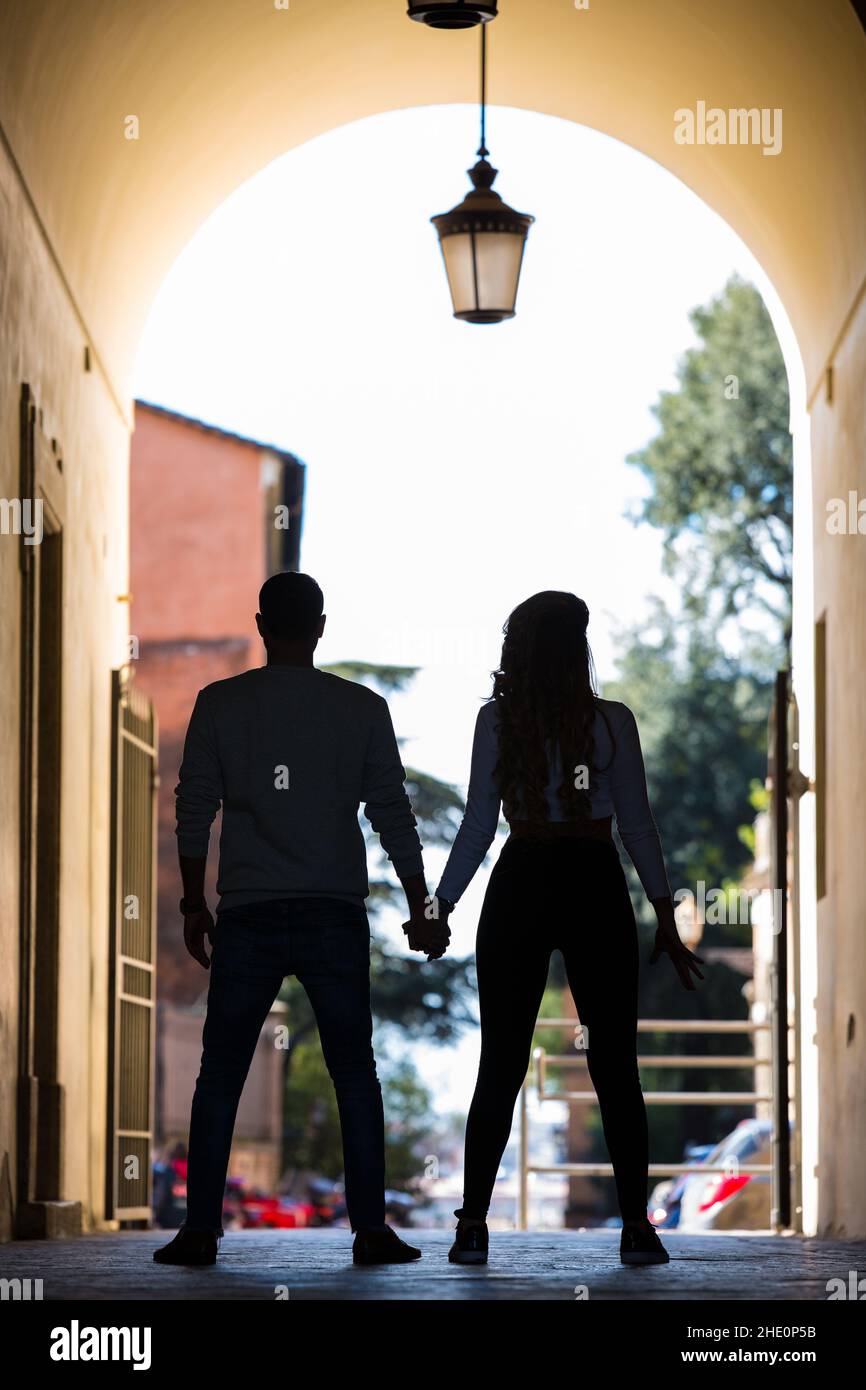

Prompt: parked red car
[{"left": 222, "top": 1178, "right": 314, "bottom": 1230}]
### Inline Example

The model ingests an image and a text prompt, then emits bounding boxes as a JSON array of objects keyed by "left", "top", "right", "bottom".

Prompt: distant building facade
[{"left": 130, "top": 400, "right": 305, "bottom": 1197}]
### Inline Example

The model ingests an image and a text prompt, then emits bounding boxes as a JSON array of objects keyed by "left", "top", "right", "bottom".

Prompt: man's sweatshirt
[{"left": 175, "top": 665, "right": 424, "bottom": 913}]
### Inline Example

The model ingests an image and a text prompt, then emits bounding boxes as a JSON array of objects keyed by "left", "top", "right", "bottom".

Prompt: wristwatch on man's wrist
[{"left": 180, "top": 897, "right": 206, "bottom": 915}]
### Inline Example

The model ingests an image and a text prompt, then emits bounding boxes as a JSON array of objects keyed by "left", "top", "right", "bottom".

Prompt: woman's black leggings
[{"left": 460, "top": 833, "right": 649, "bottom": 1223}]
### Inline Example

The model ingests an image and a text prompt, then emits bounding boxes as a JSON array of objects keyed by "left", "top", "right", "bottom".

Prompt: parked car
[
  {"left": 649, "top": 1143, "right": 715, "bottom": 1229},
  {"left": 156, "top": 1164, "right": 417, "bottom": 1232},
  {"left": 307, "top": 1176, "right": 348, "bottom": 1227},
  {"left": 385, "top": 1189, "right": 417, "bottom": 1226},
  {"left": 225, "top": 1180, "right": 314, "bottom": 1230},
  {"left": 677, "top": 1119, "right": 775, "bottom": 1231}
]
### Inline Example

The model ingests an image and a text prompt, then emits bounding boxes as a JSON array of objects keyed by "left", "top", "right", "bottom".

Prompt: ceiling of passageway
[{"left": 1, "top": 0, "right": 864, "bottom": 404}]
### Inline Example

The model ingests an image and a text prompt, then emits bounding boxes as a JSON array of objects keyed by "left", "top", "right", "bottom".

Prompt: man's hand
[{"left": 183, "top": 904, "right": 216, "bottom": 969}]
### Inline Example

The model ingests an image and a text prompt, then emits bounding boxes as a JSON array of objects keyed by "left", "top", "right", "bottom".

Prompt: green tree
[
  {"left": 605, "top": 603, "right": 770, "bottom": 923},
  {"left": 627, "top": 274, "right": 792, "bottom": 654},
  {"left": 283, "top": 1045, "right": 436, "bottom": 1194},
  {"left": 574, "top": 613, "right": 766, "bottom": 1204},
  {"left": 591, "top": 276, "right": 796, "bottom": 1196}
]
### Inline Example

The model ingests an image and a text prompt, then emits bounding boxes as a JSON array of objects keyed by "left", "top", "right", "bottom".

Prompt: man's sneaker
[
  {"left": 153, "top": 1224, "right": 219, "bottom": 1266},
  {"left": 620, "top": 1219, "right": 670, "bottom": 1265},
  {"left": 448, "top": 1215, "right": 489, "bottom": 1265},
  {"left": 352, "top": 1225, "right": 422, "bottom": 1265}
]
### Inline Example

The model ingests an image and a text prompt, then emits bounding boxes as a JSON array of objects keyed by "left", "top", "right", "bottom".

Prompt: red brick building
[{"left": 129, "top": 400, "right": 305, "bottom": 1196}]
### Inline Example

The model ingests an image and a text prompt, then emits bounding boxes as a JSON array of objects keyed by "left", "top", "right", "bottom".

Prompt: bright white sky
[{"left": 135, "top": 104, "right": 778, "bottom": 1112}]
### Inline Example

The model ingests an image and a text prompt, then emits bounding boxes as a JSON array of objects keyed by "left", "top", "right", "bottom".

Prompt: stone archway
[{"left": 0, "top": 0, "right": 864, "bottom": 1236}]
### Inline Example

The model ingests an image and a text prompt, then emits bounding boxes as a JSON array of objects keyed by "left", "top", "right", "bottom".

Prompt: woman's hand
[
  {"left": 648, "top": 896, "right": 705, "bottom": 991},
  {"left": 649, "top": 922, "right": 705, "bottom": 989}
]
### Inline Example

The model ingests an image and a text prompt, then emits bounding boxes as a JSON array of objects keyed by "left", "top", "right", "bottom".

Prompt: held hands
[
  {"left": 402, "top": 893, "right": 451, "bottom": 961},
  {"left": 183, "top": 904, "right": 216, "bottom": 969}
]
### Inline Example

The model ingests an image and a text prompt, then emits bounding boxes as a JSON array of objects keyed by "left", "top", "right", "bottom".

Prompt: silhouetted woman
[{"left": 433, "top": 591, "right": 703, "bottom": 1266}]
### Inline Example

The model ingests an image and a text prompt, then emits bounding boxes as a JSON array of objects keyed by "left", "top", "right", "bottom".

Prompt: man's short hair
[{"left": 258, "top": 572, "right": 324, "bottom": 641}]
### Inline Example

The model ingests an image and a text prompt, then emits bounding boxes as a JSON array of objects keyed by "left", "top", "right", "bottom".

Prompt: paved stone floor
[{"left": 2, "top": 1228, "right": 865, "bottom": 1300}]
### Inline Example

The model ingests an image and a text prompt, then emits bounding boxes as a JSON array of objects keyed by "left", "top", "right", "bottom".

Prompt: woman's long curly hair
[{"left": 491, "top": 591, "right": 612, "bottom": 822}]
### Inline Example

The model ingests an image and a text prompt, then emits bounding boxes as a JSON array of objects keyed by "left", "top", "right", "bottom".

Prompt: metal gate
[
  {"left": 106, "top": 667, "right": 158, "bottom": 1221},
  {"left": 768, "top": 669, "right": 792, "bottom": 1230}
]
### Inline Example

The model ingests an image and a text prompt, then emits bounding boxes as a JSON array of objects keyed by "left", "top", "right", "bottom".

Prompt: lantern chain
[{"left": 478, "top": 22, "right": 489, "bottom": 159}]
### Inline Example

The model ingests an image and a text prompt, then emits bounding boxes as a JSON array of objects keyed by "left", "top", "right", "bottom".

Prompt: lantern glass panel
[
  {"left": 439, "top": 233, "right": 474, "bottom": 315},
  {"left": 439, "top": 229, "right": 527, "bottom": 319},
  {"left": 472, "top": 230, "right": 526, "bottom": 314}
]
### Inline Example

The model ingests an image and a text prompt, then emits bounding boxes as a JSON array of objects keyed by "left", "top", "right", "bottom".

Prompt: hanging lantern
[
  {"left": 430, "top": 23, "right": 534, "bottom": 322},
  {"left": 407, "top": 3, "right": 497, "bottom": 28},
  {"left": 431, "top": 157, "right": 534, "bottom": 323}
]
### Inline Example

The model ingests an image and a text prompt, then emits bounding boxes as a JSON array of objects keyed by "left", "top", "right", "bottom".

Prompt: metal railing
[{"left": 517, "top": 1016, "right": 783, "bottom": 1230}]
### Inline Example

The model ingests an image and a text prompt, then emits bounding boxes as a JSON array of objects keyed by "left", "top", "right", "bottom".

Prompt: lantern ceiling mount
[{"left": 407, "top": 3, "right": 498, "bottom": 28}]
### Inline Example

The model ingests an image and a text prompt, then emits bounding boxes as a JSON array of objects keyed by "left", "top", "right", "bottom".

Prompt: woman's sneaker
[
  {"left": 448, "top": 1214, "right": 489, "bottom": 1265},
  {"left": 620, "top": 1218, "right": 670, "bottom": 1265}
]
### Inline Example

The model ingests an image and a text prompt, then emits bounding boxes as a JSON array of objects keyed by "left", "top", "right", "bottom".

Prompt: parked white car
[{"left": 678, "top": 1119, "right": 774, "bottom": 1231}]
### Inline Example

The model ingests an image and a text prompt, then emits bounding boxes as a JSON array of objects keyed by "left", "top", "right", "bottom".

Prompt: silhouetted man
[{"left": 153, "top": 572, "right": 449, "bottom": 1268}]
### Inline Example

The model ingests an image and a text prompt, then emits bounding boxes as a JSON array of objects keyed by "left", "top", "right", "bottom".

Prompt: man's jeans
[{"left": 185, "top": 896, "right": 385, "bottom": 1233}]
